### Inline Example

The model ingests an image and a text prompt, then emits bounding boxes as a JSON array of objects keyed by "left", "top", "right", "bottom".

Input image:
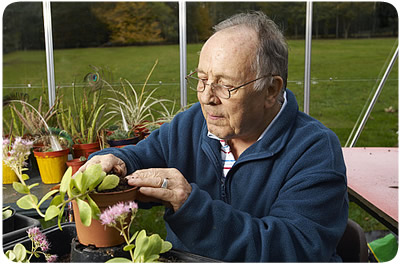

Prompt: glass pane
[
  {"left": 3, "top": 2, "right": 47, "bottom": 136},
  {"left": 186, "top": 2, "right": 307, "bottom": 104},
  {"left": 309, "top": 2, "right": 398, "bottom": 147},
  {"left": 50, "top": 2, "right": 180, "bottom": 128}
]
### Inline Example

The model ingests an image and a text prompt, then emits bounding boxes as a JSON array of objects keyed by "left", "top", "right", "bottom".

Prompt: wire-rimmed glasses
[{"left": 185, "top": 71, "right": 277, "bottom": 99}]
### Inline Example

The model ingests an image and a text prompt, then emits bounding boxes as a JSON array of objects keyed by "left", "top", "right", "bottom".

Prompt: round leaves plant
[{"left": 15, "top": 164, "right": 120, "bottom": 229}]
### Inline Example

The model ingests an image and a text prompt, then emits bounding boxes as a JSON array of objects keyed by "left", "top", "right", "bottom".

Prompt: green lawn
[{"left": 3, "top": 38, "right": 398, "bottom": 233}]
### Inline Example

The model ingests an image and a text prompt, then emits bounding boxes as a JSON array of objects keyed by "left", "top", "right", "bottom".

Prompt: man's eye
[{"left": 220, "top": 83, "right": 233, "bottom": 89}]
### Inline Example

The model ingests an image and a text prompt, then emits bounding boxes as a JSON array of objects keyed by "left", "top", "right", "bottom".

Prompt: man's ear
[{"left": 265, "top": 76, "right": 283, "bottom": 106}]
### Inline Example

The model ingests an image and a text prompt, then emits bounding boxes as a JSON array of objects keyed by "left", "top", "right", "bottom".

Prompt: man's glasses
[{"left": 185, "top": 71, "right": 278, "bottom": 99}]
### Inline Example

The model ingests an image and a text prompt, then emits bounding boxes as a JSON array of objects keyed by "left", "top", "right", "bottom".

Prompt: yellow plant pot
[
  {"left": 34, "top": 149, "right": 69, "bottom": 184},
  {"left": 2, "top": 162, "right": 18, "bottom": 184}
]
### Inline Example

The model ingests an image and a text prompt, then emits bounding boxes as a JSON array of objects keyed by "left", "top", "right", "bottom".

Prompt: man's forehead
[{"left": 198, "top": 28, "right": 256, "bottom": 78}]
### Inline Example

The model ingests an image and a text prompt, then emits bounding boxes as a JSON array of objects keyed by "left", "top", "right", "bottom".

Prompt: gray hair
[{"left": 213, "top": 11, "right": 288, "bottom": 103}]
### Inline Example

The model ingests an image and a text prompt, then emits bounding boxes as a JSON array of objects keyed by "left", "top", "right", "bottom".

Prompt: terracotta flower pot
[
  {"left": 72, "top": 142, "right": 100, "bottom": 159},
  {"left": 66, "top": 159, "right": 86, "bottom": 176},
  {"left": 33, "top": 148, "right": 70, "bottom": 184},
  {"left": 72, "top": 187, "right": 138, "bottom": 248}
]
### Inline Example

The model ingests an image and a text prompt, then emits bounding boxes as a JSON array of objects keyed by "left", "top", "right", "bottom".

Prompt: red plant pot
[
  {"left": 72, "top": 142, "right": 100, "bottom": 159},
  {"left": 66, "top": 158, "right": 86, "bottom": 176}
]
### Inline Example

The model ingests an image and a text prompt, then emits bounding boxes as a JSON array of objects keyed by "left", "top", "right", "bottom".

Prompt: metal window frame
[{"left": 42, "top": 1, "right": 396, "bottom": 147}]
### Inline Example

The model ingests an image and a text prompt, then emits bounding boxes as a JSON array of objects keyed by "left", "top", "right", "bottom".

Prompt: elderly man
[{"left": 83, "top": 11, "right": 348, "bottom": 262}]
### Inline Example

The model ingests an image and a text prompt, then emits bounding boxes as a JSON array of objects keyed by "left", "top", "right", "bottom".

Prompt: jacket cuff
[{"left": 164, "top": 183, "right": 211, "bottom": 225}]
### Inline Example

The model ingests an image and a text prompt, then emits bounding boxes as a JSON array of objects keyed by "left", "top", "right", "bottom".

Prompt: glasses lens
[
  {"left": 212, "top": 84, "right": 230, "bottom": 99},
  {"left": 186, "top": 76, "right": 203, "bottom": 92}
]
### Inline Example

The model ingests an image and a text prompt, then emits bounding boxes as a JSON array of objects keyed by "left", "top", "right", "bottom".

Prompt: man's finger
[
  {"left": 138, "top": 187, "right": 174, "bottom": 209},
  {"left": 126, "top": 173, "right": 167, "bottom": 188}
]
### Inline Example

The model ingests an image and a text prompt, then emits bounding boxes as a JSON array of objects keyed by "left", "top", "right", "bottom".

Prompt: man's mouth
[{"left": 208, "top": 113, "right": 224, "bottom": 120}]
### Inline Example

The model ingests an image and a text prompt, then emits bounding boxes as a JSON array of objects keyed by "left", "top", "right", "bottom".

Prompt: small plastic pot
[
  {"left": 66, "top": 158, "right": 86, "bottom": 176},
  {"left": 34, "top": 148, "right": 70, "bottom": 184},
  {"left": 72, "top": 142, "right": 100, "bottom": 159},
  {"left": 2, "top": 161, "right": 18, "bottom": 184}
]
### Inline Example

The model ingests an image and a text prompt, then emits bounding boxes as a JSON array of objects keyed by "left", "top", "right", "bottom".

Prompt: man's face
[{"left": 197, "top": 27, "right": 272, "bottom": 141}]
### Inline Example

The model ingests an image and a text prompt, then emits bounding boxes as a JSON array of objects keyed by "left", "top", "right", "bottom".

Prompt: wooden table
[{"left": 342, "top": 147, "right": 398, "bottom": 233}]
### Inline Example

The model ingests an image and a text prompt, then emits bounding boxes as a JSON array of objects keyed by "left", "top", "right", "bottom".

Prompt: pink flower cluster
[
  {"left": 27, "top": 227, "right": 50, "bottom": 252},
  {"left": 27, "top": 227, "right": 58, "bottom": 262},
  {"left": 2, "top": 137, "right": 33, "bottom": 170},
  {"left": 100, "top": 201, "right": 138, "bottom": 226}
]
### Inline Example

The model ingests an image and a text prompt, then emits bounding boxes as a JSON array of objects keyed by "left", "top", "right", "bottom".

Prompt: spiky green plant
[{"left": 104, "top": 60, "right": 170, "bottom": 134}]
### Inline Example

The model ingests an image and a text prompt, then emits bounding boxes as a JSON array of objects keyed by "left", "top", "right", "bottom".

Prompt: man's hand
[
  {"left": 125, "top": 168, "right": 192, "bottom": 212},
  {"left": 78, "top": 154, "right": 127, "bottom": 177}
]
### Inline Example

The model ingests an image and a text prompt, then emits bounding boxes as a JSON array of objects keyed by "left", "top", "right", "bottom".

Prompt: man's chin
[{"left": 208, "top": 127, "right": 232, "bottom": 140}]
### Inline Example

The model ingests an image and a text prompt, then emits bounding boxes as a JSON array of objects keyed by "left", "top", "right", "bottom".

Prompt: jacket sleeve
[
  {"left": 163, "top": 131, "right": 348, "bottom": 262},
  {"left": 88, "top": 124, "right": 170, "bottom": 175}
]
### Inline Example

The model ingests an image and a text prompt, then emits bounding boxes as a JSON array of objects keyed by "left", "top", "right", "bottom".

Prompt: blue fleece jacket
[{"left": 90, "top": 89, "right": 348, "bottom": 262}]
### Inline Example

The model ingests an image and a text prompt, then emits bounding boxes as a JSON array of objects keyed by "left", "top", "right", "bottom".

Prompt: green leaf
[
  {"left": 2, "top": 209, "right": 13, "bottom": 219},
  {"left": 144, "top": 254, "right": 160, "bottom": 263},
  {"left": 45, "top": 205, "right": 60, "bottom": 221},
  {"left": 50, "top": 194, "right": 63, "bottom": 206},
  {"left": 76, "top": 198, "right": 92, "bottom": 226},
  {"left": 133, "top": 230, "right": 149, "bottom": 261},
  {"left": 60, "top": 167, "right": 72, "bottom": 193},
  {"left": 16, "top": 194, "right": 38, "bottom": 210},
  {"left": 129, "top": 230, "right": 139, "bottom": 244},
  {"left": 83, "top": 164, "right": 104, "bottom": 182},
  {"left": 57, "top": 204, "right": 65, "bottom": 230},
  {"left": 97, "top": 174, "right": 119, "bottom": 191},
  {"left": 161, "top": 240, "right": 173, "bottom": 253},
  {"left": 123, "top": 244, "right": 135, "bottom": 252},
  {"left": 12, "top": 182, "right": 30, "bottom": 194},
  {"left": 106, "top": 257, "right": 132, "bottom": 263},
  {"left": 21, "top": 174, "right": 29, "bottom": 181},
  {"left": 87, "top": 196, "right": 101, "bottom": 220},
  {"left": 73, "top": 172, "right": 83, "bottom": 192},
  {"left": 5, "top": 250, "right": 16, "bottom": 261},
  {"left": 37, "top": 189, "right": 59, "bottom": 207},
  {"left": 13, "top": 243, "right": 27, "bottom": 262},
  {"left": 144, "top": 234, "right": 162, "bottom": 258},
  {"left": 85, "top": 165, "right": 107, "bottom": 191},
  {"left": 28, "top": 183, "right": 39, "bottom": 190},
  {"left": 87, "top": 172, "right": 105, "bottom": 191}
]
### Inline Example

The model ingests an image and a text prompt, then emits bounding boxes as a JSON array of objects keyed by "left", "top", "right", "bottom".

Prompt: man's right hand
[{"left": 77, "top": 154, "right": 127, "bottom": 177}]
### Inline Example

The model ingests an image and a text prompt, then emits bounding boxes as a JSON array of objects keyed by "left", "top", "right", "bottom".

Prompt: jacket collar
[{"left": 201, "top": 89, "right": 299, "bottom": 163}]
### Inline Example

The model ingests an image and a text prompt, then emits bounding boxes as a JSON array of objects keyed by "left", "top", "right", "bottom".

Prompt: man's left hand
[{"left": 125, "top": 168, "right": 192, "bottom": 212}]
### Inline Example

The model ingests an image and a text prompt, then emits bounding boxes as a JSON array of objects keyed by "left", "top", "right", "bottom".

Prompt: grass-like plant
[
  {"left": 58, "top": 75, "right": 113, "bottom": 144},
  {"left": 104, "top": 60, "right": 171, "bottom": 134}
]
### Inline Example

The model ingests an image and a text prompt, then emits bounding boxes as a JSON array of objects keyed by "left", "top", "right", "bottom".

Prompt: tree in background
[
  {"left": 2, "top": 1, "right": 397, "bottom": 54},
  {"left": 51, "top": 2, "right": 110, "bottom": 49},
  {"left": 92, "top": 2, "right": 164, "bottom": 45},
  {"left": 187, "top": 3, "right": 213, "bottom": 43},
  {"left": 3, "top": 2, "right": 44, "bottom": 53}
]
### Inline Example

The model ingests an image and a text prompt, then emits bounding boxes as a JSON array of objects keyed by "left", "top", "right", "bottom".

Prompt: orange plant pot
[
  {"left": 33, "top": 149, "right": 69, "bottom": 184},
  {"left": 72, "top": 187, "right": 138, "bottom": 248}
]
